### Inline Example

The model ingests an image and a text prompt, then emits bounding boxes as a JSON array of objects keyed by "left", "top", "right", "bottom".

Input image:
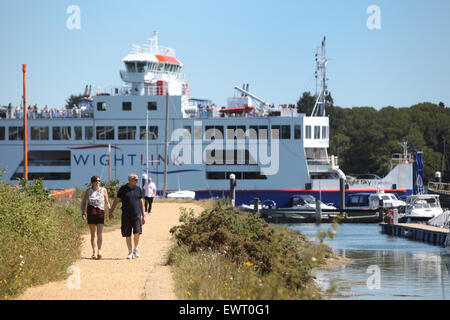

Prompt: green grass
[
  {"left": 168, "top": 203, "right": 336, "bottom": 300},
  {"left": 0, "top": 178, "right": 123, "bottom": 300},
  {"left": 0, "top": 179, "right": 85, "bottom": 299}
]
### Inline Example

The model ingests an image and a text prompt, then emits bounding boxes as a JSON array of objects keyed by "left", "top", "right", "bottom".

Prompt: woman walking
[{"left": 81, "top": 176, "right": 111, "bottom": 259}]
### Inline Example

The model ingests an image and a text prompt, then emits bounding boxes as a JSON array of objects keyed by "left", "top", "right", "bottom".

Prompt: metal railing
[
  {"left": 428, "top": 181, "right": 450, "bottom": 194},
  {"left": 120, "top": 70, "right": 185, "bottom": 82}
]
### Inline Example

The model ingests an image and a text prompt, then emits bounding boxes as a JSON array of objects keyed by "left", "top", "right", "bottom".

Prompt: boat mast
[
  {"left": 311, "top": 36, "right": 328, "bottom": 117},
  {"left": 146, "top": 110, "right": 149, "bottom": 179},
  {"left": 163, "top": 90, "right": 170, "bottom": 197},
  {"left": 22, "top": 64, "right": 28, "bottom": 180}
]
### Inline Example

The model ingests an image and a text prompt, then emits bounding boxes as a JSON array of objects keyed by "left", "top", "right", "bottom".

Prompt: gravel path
[{"left": 16, "top": 202, "right": 204, "bottom": 300}]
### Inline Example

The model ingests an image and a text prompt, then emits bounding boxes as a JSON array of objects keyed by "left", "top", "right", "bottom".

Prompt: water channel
[{"left": 288, "top": 223, "right": 450, "bottom": 300}]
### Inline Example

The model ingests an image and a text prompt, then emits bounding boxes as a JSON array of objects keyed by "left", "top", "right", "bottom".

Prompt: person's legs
[
  {"left": 122, "top": 215, "right": 134, "bottom": 259},
  {"left": 89, "top": 224, "right": 96, "bottom": 258},
  {"left": 96, "top": 224, "right": 104, "bottom": 258},
  {"left": 148, "top": 197, "right": 154, "bottom": 214},
  {"left": 125, "top": 236, "right": 132, "bottom": 251},
  {"left": 132, "top": 217, "right": 142, "bottom": 257}
]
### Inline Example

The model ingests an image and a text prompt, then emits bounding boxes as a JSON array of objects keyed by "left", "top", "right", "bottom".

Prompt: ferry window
[
  {"left": 53, "top": 126, "right": 71, "bottom": 140},
  {"left": 125, "top": 62, "right": 136, "bottom": 72},
  {"left": 227, "top": 126, "right": 245, "bottom": 140},
  {"left": 0, "top": 127, "right": 5, "bottom": 140},
  {"left": 139, "top": 126, "right": 158, "bottom": 140},
  {"left": 305, "top": 125, "right": 312, "bottom": 139},
  {"left": 85, "top": 126, "right": 93, "bottom": 140},
  {"left": 271, "top": 125, "right": 290, "bottom": 139},
  {"left": 205, "top": 126, "right": 224, "bottom": 140},
  {"left": 294, "top": 125, "right": 301, "bottom": 139},
  {"left": 205, "top": 149, "right": 224, "bottom": 165},
  {"left": 322, "top": 126, "right": 327, "bottom": 139},
  {"left": 147, "top": 101, "right": 157, "bottom": 111},
  {"left": 31, "top": 126, "right": 49, "bottom": 140},
  {"left": 281, "top": 125, "right": 290, "bottom": 139},
  {"left": 249, "top": 125, "right": 268, "bottom": 140},
  {"left": 137, "top": 62, "right": 145, "bottom": 73},
  {"left": 8, "top": 126, "right": 24, "bottom": 140},
  {"left": 118, "top": 126, "right": 136, "bottom": 140},
  {"left": 183, "top": 125, "right": 191, "bottom": 139},
  {"left": 96, "top": 126, "right": 114, "bottom": 140},
  {"left": 243, "top": 171, "right": 267, "bottom": 180},
  {"left": 74, "top": 126, "right": 82, "bottom": 140},
  {"left": 97, "top": 102, "right": 106, "bottom": 111},
  {"left": 314, "top": 126, "right": 320, "bottom": 139},
  {"left": 122, "top": 102, "right": 132, "bottom": 111},
  {"left": 206, "top": 172, "right": 225, "bottom": 180}
]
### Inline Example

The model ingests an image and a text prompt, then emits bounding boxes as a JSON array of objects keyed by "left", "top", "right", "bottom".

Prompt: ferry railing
[
  {"left": 95, "top": 84, "right": 181, "bottom": 97},
  {"left": 119, "top": 70, "right": 185, "bottom": 82},
  {"left": 390, "top": 152, "right": 413, "bottom": 164},
  {"left": 0, "top": 109, "right": 93, "bottom": 120},
  {"left": 428, "top": 181, "right": 450, "bottom": 193}
]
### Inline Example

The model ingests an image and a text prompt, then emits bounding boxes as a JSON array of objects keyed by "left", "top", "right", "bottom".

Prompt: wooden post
[
  {"left": 379, "top": 199, "right": 384, "bottom": 222},
  {"left": 253, "top": 197, "right": 259, "bottom": 216},
  {"left": 22, "top": 64, "right": 28, "bottom": 180},
  {"left": 229, "top": 173, "right": 236, "bottom": 207},
  {"left": 339, "top": 178, "right": 345, "bottom": 215},
  {"left": 315, "top": 198, "right": 321, "bottom": 224}
]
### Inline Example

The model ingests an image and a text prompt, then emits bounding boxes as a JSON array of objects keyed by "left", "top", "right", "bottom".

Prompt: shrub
[
  {"left": 0, "top": 179, "right": 84, "bottom": 299},
  {"left": 169, "top": 204, "right": 334, "bottom": 299}
]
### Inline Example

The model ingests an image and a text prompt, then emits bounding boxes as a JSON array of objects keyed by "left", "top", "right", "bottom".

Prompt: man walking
[
  {"left": 110, "top": 173, "right": 146, "bottom": 259},
  {"left": 143, "top": 176, "right": 156, "bottom": 215}
]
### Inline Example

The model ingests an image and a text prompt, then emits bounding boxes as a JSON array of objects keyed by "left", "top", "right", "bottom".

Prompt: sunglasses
[{"left": 93, "top": 180, "right": 101, "bottom": 183}]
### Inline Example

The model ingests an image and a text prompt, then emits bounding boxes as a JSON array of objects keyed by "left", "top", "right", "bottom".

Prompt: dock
[
  {"left": 257, "top": 210, "right": 382, "bottom": 224},
  {"left": 380, "top": 223, "right": 449, "bottom": 246}
]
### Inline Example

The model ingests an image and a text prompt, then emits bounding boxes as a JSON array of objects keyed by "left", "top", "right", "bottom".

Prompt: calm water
[{"left": 288, "top": 223, "right": 450, "bottom": 300}]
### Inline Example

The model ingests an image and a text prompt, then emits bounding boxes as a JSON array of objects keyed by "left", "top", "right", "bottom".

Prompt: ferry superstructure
[{"left": 0, "top": 32, "right": 422, "bottom": 206}]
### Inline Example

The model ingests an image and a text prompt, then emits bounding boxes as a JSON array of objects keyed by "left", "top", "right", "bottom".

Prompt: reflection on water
[{"left": 288, "top": 223, "right": 450, "bottom": 300}]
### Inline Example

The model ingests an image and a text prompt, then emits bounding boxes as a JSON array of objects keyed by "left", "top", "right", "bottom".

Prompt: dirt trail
[{"left": 16, "top": 202, "right": 203, "bottom": 300}]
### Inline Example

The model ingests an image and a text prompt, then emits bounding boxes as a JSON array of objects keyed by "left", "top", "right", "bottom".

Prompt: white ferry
[{"left": 0, "top": 32, "right": 423, "bottom": 207}]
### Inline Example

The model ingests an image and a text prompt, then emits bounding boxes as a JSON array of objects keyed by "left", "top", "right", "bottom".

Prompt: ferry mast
[{"left": 311, "top": 36, "right": 328, "bottom": 117}]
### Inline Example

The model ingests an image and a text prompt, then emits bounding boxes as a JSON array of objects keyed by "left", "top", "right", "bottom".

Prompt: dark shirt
[{"left": 117, "top": 184, "right": 143, "bottom": 218}]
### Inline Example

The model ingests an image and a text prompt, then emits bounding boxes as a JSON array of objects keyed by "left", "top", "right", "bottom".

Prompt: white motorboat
[
  {"left": 402, "top": 194, "right": 444, "bottom": 222},
  {"left": 166, "top": 190, "right": 196, "bottom": 200}
]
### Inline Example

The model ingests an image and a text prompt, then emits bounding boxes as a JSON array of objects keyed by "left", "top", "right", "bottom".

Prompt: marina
[
  {"left": 289, "top": 223, "right": 450, "bottom": 300},
  {"left": 380, "top": 223, "right": 449, "bottom": 247}
]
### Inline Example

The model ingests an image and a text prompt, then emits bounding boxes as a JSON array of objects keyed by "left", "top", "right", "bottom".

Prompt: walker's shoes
[
  {"left": 134, "top": 247, "right": 140, "bottom": 258},
  {"left": 97, "top": 250, "right": 102, "bottom": 260},
  {"left": 127, "top": 251, "right": 133, "bottom": 259}
]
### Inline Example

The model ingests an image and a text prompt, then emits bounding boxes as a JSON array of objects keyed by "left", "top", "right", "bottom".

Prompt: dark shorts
[
  {"left": 87, "top": 204, "right": 104, "bottom": 225},
  {"left": 121, "top": 214, "right": 142, "bottom": 237}
]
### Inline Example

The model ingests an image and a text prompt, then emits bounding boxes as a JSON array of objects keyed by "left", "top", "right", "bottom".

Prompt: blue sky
[{"left": 0, "top": 0, "right": 449, "bottom": 109}]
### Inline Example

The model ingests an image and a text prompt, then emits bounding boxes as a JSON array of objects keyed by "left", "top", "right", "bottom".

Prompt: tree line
[{"left": 297, "top": 92, "right": 450, "bottom": 183}]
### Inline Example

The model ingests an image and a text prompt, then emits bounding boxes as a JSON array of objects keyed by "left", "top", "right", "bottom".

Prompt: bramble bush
[{"left": 169, "top": 204, "right": 334, "bottom": 299}]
